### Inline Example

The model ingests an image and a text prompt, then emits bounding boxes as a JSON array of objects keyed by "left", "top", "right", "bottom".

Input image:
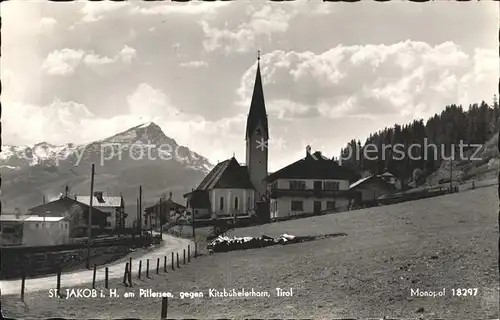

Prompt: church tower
[{"left": 245, "top": 51, "right": 269, "bottom": 202}]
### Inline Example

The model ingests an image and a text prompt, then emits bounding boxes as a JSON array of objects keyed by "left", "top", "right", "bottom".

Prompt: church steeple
[{"left": 245, "top": 51, "right": 269, "bottom": 140}]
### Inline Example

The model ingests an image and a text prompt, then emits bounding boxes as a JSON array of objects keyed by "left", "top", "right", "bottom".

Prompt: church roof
[
  {"left": 265, "top": 151, "right": 358, "bottom": 183},
  {"left": 245, "top": 59, "right": 269, "bottom": 139},
  {"left": 196, "top": 157, "right": 255, "bottom": 190}
]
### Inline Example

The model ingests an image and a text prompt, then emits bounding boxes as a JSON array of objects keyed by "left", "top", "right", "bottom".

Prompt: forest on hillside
[{"left": 340, "top": 96, "right": 499, "bottom": 187}]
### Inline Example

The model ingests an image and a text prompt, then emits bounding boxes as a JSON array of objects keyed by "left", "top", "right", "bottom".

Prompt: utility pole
[
  {"left": 139, "top": 186, "right": 142, "bottom": 236},
  {"left": 159, "top": 198, "right": 163, "bottom": 240},
  {"left": 192, "top": 205, "right": 196, "bottom": 239},
  {"left": 86, "top": 164, "right": 95, "bottom": 270},
  {"left": 449, "top": 157, "right": 453, "bottom": 193}
]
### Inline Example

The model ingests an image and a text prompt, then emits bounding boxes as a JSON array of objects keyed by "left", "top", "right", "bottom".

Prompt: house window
[
  {"left": 326, "top": 201, "right": 336, "bottom": 210},
  {"left": 324, "top": 181, "right": 340, "bottom": 190},
  {"left": 65, "top": 224, "right": 68, "bottom": 229},
  {"left": 35, "top": 223, "right": 39, "bottom": 228},
  {"left": 314, "top": 181, "right": 323, "bottom": 191},
  {"left": 289, "top": 180, "right": 306, "bottom": 190},
  {"left": 234, "top": 197, "right": 239, "bottom": 210},
  {"left": 219, "top": 197, "right": 224, "bottom": 211},
  {"left": 291, "top": 200, "right": 303, "bottom": 211},
  {"left": 270, "top": 182, "right": 278, "bottom": 190}
]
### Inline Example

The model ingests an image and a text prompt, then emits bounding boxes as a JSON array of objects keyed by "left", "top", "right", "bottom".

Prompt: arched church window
[
  {"left": 256, "top": 128, "right": 262, "bottom": 135},
  {"left": 234, "top": 197, "right": 239, "bottom": 210}
]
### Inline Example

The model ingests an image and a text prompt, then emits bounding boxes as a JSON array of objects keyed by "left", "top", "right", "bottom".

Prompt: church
[{"left": 184, "top": 55, "right": 269, "bottom": 219}]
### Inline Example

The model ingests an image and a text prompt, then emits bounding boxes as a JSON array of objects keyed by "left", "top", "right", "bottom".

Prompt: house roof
[
  {"left": 380, "top": 171, "right": 394, "bottom": 177},
  {"left": 349, "top": 175, "right": 394, "bottom": 190},
  {"left": 76, "top": 196, "right": 122, "bottom": 208},
  {"left": 24, "top": 216, "right": 66, "bottom": 222},
  {"left": 0, "top": 215, "right": 27, "bottom": 222},
  {"left": 145, "top": 198, "right": 186, "bottom": 213},
  {"left": 195, "top": 157, "right": 254, "bottom": 190},
  {"left": 265, "top": 151, "right": 357, "bottom": 182},
  {"left": 245, "top": 59, "right": 269, "bottom": 139},
  {"left": 29, "top": 196, "right": 107, "bottom": 215}
]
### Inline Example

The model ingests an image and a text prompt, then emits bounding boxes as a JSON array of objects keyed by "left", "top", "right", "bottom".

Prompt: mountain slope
[{"left": 0, "top": 122, "right": 213, "bottom": 215}]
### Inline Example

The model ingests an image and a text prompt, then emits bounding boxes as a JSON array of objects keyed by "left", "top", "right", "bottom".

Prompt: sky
[{"left": 2, "top": 0, "right": 498, "bottom": 172}]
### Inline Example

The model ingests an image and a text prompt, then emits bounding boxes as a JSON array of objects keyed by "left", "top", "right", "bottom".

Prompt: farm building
[
  {"left": 349, "top": 175, "right": 396, "bottom": 207},
  {"left": 22, "top": 216, "right": 69, "bottom": 246},
  {"left": 77, "top": 191, "right": 127, "bottom": 230},
  {"left": 144, "top": 192, "right": 186, "bottom": 229},
  {"left": 28, "top": 196, "right": 107, "bottom": 238},
  {"left": 0, "top": 214, "right": 25, "bottom": 245}
]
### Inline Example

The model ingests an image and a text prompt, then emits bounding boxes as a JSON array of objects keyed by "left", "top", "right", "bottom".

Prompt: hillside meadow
[{"left": 2, "top": 186, "right": 498, "bottom": 319}]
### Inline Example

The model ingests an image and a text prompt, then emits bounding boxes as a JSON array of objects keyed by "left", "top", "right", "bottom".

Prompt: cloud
[
  {"left": 42, "top": 45, "right": 137, "bottom": 76},
  {"left": 180, "top": 60, "right": 208, "bottom": 68},
  {"left": 40, "top": 17, "right": 57, "bottom": 33},
  {"left": 237, "top": 41, "right": 495, "bottom": 122},
  {"left": 201, "top": 5, "right": 296, "bottom": 54},
  {"left": 119, "top": 45, "right": 137, "bottom": 63},
  {"left": 130, "top": 2, "right": 231, "bottom": 16},
  {"left": 41, "top": 48, "right": 85, "bottom": 76},
  {"left": 81, "top": 1, "right": 130, "bottom": 22}
]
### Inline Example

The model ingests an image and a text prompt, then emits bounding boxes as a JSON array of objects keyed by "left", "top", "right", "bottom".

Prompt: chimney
[
  {"left": 43, "top": 195, "right": 46, "bottom": 204},
  {"left": 14, "top": 208, "right": 21, "bottom": 219},
  {"left": 94, "top": 191, "right": 105, "bottom": 203},
  {"left": 306, "top": 145, "right": 311, "bottom": 156},
  {"left": 169, "top": 191, "right": 173, "bottom": 200},
  {"left": 65, "top": 185, "right": 69, "bottom": 197}
]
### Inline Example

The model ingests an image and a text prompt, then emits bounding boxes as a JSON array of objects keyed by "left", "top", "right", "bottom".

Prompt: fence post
[
  {"left": 56, "top": 269, "right": 61, "bottom": 298},
  {"left": 183, "top": 249, "right": 186, "bottom": 265},
  {"left": 92, "top": 264, "right": 97, "bottom": 289},
  {"left": 21, "top": 272, "right": 26, "bottom": 300},
  {"left": 163, "top": 256, "right": 167, "bottom": 273},
  {"left": 156, "top": 258, "right": 160, "bottom": 274},
  {"left": 123, "top": 263, "right": 129, "bottom": 287},
  {"left": 171, "top": 252, "right": 175, "bottom": 271},
  {"left": 176, "top": 252, "right": 180, "bottom": 268},
  {"left": 161, "top": 297, "right": 168, "bottom": 320},
  {"left": 194, "top": 242, "right": 198, "bottom": 258},
  {"left": 105, "top": 267, "right": 109, "bottom": 289},
  {"left": 129, "top": 257, "right": 132, "bottom": 275},
  {"left": 188, "top": 245, "right": 191, "bottom": 263},
  {"left": 138, "top": 260, "right": 142, "bottom": 280},
  {"left": 128, "top": 263, "right": 133, "bottom": 287},
  {"left": 146, "top": 259, "right": 150, "bottom": 278}
]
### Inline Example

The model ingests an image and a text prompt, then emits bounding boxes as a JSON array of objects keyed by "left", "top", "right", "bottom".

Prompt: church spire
[{"left": 245, "top": 50, "right": 269, "bottom": 140}]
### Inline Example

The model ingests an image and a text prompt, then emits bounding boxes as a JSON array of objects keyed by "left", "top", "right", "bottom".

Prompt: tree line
[{"left": 339, "top": 96, "right": 499, "bottom": 188}]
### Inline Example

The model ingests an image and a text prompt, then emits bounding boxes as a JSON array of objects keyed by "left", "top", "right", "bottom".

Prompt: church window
[
  {"left": 256, "top": 129, "right": 262, "bottom": 135},
  {"left": 219, "top": 197, "right": 224, "bottom": 211},
  {"left": 234, "top": 197, "right": 239, "bottom": 210}
]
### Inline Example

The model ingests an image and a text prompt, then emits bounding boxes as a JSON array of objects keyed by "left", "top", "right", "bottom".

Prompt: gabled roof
[
  {"left": 145, "top": 198, "right": 186, "bottom": 213},
  {"left": 265, "top": 151, "right": 357, "bottom": 182},
  {"left": 0, "top": 215, "right": 27, "bottom": 222},
  {"left": 195, "top": 157, "right": 254, "bottom": 190},
  {"left": 76, "top": 196, "right": 123, "bottom": 208},
  {"left": 29, "top": 196, "right": 107, "bottom": 215},
  {"left": 24, "top": 216, "right": 66, "bottom": 222},
  {"left": 246, "top": 59, "right": 269, "bottom": 139},
  {"left": 349, "top": 175, "right": 394, "bottom": 190}
]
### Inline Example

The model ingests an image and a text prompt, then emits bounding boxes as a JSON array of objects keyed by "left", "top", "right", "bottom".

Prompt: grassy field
[{"left": 2, "top": 186, "right": 498, "bottom": 319}]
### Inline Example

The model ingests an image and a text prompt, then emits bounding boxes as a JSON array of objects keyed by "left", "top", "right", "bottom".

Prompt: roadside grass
[{"left": 2, "top": 186, "right": 498, "bottom": 319}]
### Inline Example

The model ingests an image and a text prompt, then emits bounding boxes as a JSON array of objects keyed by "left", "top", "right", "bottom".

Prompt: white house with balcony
[
  {"left": 77, "top": 191, "right": 127, "bottom": 229},
  {"left": 265, "top": 146, "right": 359, "bottom": 220}
]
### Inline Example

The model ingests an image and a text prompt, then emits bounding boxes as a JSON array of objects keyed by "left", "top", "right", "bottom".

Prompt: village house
[
  {"left": 28, "top": 196, "right": 107, "bottom": 238},
  {"left": 265, "top": 146, "right": 359, "bottom": 220},
  {"left": 22, "top": 216, "right": 69, "bottom": 246},
  {"left": 349, "top": 175, "right": 396, "bottom": 207},
  {"left": 0, "top": 213, "right": 26, "bottom": 245},
  {"left": 0, "top": 214, "right": 70, "bottom": 246},
  {"left": 144, "top": 192, "right": 186, "bottom": 229},
  {"left": 77, "top": 191, "right": 127, "bottom": 230},
  {"left": 184, "top": 54, "right": 269, "bottom": 219}
]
